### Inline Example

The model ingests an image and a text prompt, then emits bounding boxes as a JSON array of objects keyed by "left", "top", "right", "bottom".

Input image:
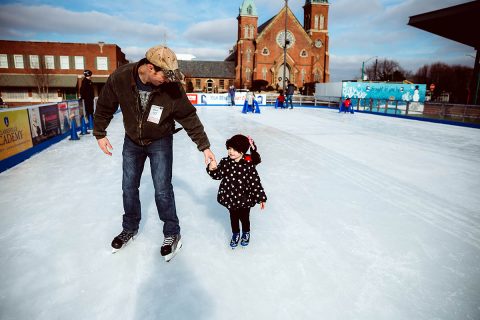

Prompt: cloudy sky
[{"left": 0, "top": 0, "right": 476, "bottom": 81}]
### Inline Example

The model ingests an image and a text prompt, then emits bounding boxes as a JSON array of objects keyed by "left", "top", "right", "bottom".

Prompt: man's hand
[
  {"left": 97, "top": 137, "right": 113, "bottom": 156},
  {"left": 203, "top": 148, "right": 216, "bottom": 166}
]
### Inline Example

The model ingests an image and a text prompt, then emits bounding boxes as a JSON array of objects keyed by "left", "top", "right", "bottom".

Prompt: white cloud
[
  {"left": 183, "top": 18, "right": 237, "bottom": 45},
  {"left": 0, "top": 4, "right": 170, "bottom": 43}
]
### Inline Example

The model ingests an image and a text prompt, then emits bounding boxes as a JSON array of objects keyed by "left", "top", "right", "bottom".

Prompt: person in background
[
  {"left": 286, "top": 80, "right": 296, "bottom": 109},
  {"left": 80, "top": 70, "right": 95, "bottom": 121},
  {"left": 277, "top": 90, "right": 286, "bottom": 108},
  {"left": 246, "top": 91, "right": 255, "bottom": 112},
  {"left": 207, "top": 134, "right": 267, "bottom": 248},
  {"left": 228, "top": 85, "right": 236, "bottom": 106},
  {"left": 93, "top": 45, "right": 216, "bottom": 262}
]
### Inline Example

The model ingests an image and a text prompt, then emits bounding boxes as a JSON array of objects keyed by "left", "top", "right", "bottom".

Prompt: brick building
[
  {"left": 0, "top": 40, "right": 128, "bottom": 107},
  {"left": 179, "top": 60, "right": 235, "bottom": 93},
  {"left": 228, "top": 0, "right": 330, "bottom": 91},
  {"left": 179, "top": 0, "right": 330, "bottom": 94}
]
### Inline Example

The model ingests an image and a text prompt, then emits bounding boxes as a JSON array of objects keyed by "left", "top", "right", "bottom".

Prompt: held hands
[
  {"left": 208, "top": 159, "right": 218, "bottom": 171},
  {"left": 203, "top": 148, "right": 216, "bottom": 166},
  {"left": 97, "top": 137, "right": 113, "bottom": 156}
]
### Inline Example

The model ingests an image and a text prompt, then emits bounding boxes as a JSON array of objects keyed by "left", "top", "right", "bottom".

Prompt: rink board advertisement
[
  {"left": 58, "top": 102, "right": 70, "bottom": 133},
  {"left": 342, "top": 82, "right": 427, "bottom": 102},
  {"left": 0, "top": 109, "right": 33, "bottom": 161},
  {"left": 28, "top": 104, "right": 61, "bottom": 146},
  {"left": 187, "top": 93, "right": 267, "bottom": 106}
]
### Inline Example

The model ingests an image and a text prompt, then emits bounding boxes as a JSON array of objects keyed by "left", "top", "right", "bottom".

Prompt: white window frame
[
  {"left": 14, "top": 55, "right": 24, "bottom": 69},
  {"left": 74, "top": 56, "right": 84, "bottom": 70},
  {"left": 29, "top": 55, "right": 40, "bottom": 69},
  {"left": 60, "top": 56, "right": 70, "bottom": 69},
  {"left": 96, "top": 56, "right": 108, "bottom": 70},
  {"left": 44, "top": 55, "right": 55, "bottom": 69},
  {"left": 0, "top": 54, "right": 8, "bottom": 68}
]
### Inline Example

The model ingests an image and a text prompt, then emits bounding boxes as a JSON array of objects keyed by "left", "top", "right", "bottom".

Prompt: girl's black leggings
[{"left": 229, "top": 208, "right": 251, "bottom": 233}]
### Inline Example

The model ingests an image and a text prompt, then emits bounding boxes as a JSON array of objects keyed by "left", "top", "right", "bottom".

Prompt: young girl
[{"left": 207, "top": 134, "right": 267, "bottom": 248}]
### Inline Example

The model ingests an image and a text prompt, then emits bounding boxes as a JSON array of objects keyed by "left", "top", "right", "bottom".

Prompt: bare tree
[
  {"left": 365, "top": 59, "right": 408, "bottom": 82},
  {"left": 31, "top": 59, "right": 51, "bottom": 103},
  {"left": 413, "top": 62, "right": 473, "bottom": 103}
]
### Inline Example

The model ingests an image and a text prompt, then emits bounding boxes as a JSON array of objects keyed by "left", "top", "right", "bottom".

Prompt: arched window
[
  {"left": 247, "top": 5, "right": 253, "bottom": 15},
  {"left": 300, "top": 49, "right": 308, "bottom": 57},
  {"left": 262, "top": 47, "right": 269, "bottom": 55},
  {"left": 249, "top": 25, "right": 255, "bottom": 39},
  {"left": 301, "top": 69, "right": 306, "bottom": 83},
  {"left": 313, "top": 70, "right": 321, "bottom": 82},
  {"left": 206, "top": 79, "right": 214, "bottom": 93},
  {"left": 244, "top": 26, "right": 249, "bottom": 38},
  {"left": 314, "top": 15, "right": 319, "bottom": 29},
  {"left": 262, "top": 67, "right": 267, "bottom": 80},
  {"left": 320, "top": 15, "right": 325, "bottom": 30}
]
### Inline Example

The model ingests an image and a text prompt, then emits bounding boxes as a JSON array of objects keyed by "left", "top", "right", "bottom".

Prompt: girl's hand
[
  {"left": 208, "top": 159, "right": 218, "bottom": 171},
  {"left": 260, "top": 202, "right": 265, "bottom": 210}
]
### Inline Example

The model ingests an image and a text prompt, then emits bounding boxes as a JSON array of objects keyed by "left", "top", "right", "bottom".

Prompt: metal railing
[{"left": 351, "top": 98, "right": 480, "bottom": 125}]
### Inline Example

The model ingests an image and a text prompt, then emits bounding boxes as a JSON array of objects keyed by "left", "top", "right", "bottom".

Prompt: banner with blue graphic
[{"left": 342, "top": 82, "right": 426, "bottom": 102}]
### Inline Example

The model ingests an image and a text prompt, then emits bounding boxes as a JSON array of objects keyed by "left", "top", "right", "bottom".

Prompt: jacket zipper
[{"left": 138, "top": 91, "right": 157, "bottom": 145}]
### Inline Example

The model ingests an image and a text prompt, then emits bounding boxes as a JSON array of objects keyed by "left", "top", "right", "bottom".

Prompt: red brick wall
[{"left": 0, "top": 40, "right": 128, "bottom": 76}]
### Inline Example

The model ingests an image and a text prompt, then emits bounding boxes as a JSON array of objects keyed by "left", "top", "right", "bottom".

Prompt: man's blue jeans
[
  {"left": 286, "top": 95, "right": 293, "bottom": 109},
  {"left": 122, "top": 135, "right": 179, "bottom": 236}
]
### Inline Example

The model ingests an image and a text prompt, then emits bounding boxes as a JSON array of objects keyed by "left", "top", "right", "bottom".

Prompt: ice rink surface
[{"left": 1, "top": 106, "right": 479, "bottom": 320}]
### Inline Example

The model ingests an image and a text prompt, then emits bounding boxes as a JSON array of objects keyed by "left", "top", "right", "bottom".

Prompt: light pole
[
  {"left": 283, "top": 0, "right": 288, "bottom": 92},
  {"left": 361, "top": 56, "right": 377, "bottom": 81},
  {"left": 466, "top": 53, "right": 480, "bottom": 105}
]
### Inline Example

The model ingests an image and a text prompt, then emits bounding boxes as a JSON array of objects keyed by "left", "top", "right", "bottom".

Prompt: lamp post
[
  {"left": 466, "top": 53, "right": 480, "bottom": 105},
  {"left": 361, "top": 56, "right": 377, "bottom": 81},
  {"left": 283, "top": 0, "right": 288, "bottom": 92}
]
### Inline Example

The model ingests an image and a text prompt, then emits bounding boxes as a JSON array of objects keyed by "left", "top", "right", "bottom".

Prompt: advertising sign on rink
[
  {"left": 0, "top": 109, "right": 33, "bottom": 161},
  {"left": 187, "top": 93, "right": 267, "bottom": 106}
]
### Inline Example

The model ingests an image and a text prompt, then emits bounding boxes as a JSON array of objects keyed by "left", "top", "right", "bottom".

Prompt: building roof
[
  {"left": 408, "top": 1, "right": 480, "bottom": 49},
  {"left": 239, "top": 0, "right": 258, "bottom": 16},
  {"left": 178, "top": 61, "right": 235, "bottom": 78},
  {"left": 0, "top": 74, "right": 78, "bottom": 88}
]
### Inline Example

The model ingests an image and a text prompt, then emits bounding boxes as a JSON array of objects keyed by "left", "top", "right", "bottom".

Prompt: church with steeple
[
  {"left": 179, "top": 0, "right": 330, "bottom": 94},
  {"left": 227, "top": 0, "right": 330, "bottom": 90}
]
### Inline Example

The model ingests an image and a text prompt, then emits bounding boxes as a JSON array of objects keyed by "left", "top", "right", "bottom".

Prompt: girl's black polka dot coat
[{"left": 207, "top": 157, "right": 267, "bottom": 209}]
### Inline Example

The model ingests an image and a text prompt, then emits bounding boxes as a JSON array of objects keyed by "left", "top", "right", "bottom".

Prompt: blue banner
[{"left": 342, "top": 82, "right": 426, "bottom": 102}]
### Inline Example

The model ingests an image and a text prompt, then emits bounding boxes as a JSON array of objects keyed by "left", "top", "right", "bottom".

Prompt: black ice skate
[
  {"left": 111, "top": 230, "right": 137, "bottom": 253},
  {"left": 230, "top": 233, "right": 240, "bottom": 249},
  {"left": 240, "top": 232, "right": 250, "bottom": 247},
  {"left": 160, "top": 234, "right": 182, "bottom": 262}
]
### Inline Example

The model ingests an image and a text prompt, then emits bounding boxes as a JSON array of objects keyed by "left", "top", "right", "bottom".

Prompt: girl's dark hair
[{"left": 225, "top": 134, "right": 262, "bottom": 166}]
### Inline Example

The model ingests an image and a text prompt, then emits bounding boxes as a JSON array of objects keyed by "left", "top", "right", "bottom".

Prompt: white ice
[{"left": 1, "top": 107, "right": 480, "bottom": 320}]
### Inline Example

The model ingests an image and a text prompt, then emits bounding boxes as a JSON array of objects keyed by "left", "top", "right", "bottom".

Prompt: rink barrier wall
[{"left": 0, "top": 99, "right": 87, "bottom": 173}]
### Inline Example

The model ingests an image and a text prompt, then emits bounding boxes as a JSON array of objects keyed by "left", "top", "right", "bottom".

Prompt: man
[
  {"left": 228, "top": 85, "right": 236, "bottom": 106},
  {"left": 286, "top": 80, "right": 296, "bottom": 109},
  {"left": 80, "top": 70, "right": 95, "bottom": 120},
  {"left": 94, "top": 45, "right": 216, "bottom": 261}
]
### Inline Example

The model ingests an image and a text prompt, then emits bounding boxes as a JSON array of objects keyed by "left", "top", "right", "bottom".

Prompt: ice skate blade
[
  {"left": 111, "top": 235, "right": 136, "bottom": 254},
  {"left": 164, "top": 240, "right": 183, "bottom": 262}
]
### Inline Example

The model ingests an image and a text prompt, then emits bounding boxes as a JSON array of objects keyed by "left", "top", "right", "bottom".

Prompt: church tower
[
  {"left": 303, "top": 0, "right": 330, "bottom": 82},
  {"left": 236, "top": 0, "right": 258, "bottom": 88}
]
